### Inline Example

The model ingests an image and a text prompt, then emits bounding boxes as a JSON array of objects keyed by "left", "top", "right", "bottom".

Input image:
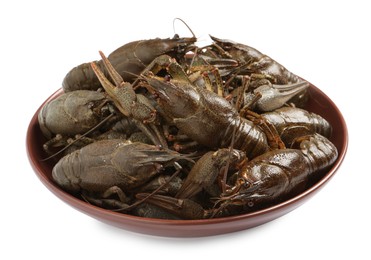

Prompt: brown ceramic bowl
[{"left": 26, "top": 82, "right": 348, "bottom": 237}]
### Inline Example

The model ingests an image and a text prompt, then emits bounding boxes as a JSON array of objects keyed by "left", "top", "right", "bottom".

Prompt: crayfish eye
[
  {"left": 238, "top": 178, "right": 251, "bottom": 189},
  {"left": 164, "top": 74, "right": 171, "bottom": 82}
]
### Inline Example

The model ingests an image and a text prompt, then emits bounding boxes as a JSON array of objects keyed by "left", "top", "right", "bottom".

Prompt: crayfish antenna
[
  {"left": 173, "top": 18, "right": 196, "bottom": 39},
  {"left": 220, "top": 117, "right": 239, "bottom": 194}
]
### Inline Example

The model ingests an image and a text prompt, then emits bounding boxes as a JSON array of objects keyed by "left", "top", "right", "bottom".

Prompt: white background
[{"left": 1, "top": 0, "right": 369, "bottom": 259}]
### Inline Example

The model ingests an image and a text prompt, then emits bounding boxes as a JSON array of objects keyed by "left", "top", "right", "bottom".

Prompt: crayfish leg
[
  {"left": 42, "top": 134, "right": 69, "bottom": 154},
  {"left": 101, "top": 186, "right": 129, "bottom": 203},
  {"left": 242, "top": 110, "right": 286, "bottom": 150},
  {"left": 141, "top": 54, "right": 191, "bottom": 83},
  {"left": 135, "top": 193, "right": 207, "bottom": 220},
  {"left": 82, "top": 191, "right": 130, "bottom": 211}
]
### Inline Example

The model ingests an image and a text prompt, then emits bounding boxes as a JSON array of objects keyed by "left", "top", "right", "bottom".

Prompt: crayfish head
[
  {"left": 142, "top": 73, "right": 201, "bottom": 119},
  {"left": 131, "top": 36, "right": 197, "bottom": 67},
  {"left": 218, "top": 177, "right": 268, "bottom": 210},
  {"left": 169, "top": 34, "right": 197, "bottom": 54}
]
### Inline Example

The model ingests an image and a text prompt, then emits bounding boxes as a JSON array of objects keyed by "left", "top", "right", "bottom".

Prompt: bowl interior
[{"left": 26, "top": 83, "right": 348, "bottom": 237}]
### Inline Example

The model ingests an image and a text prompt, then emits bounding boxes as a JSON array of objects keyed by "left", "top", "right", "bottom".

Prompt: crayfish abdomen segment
[
  {"left": 220, "top": 118, "right": 269, "bottom": 159},
  {"left": 299, "top": 134, "right": 338, "bottom": 174}
]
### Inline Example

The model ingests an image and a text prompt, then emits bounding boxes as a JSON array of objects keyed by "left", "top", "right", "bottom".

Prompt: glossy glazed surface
[{"left": 26, "top": 82, "right": 348, "bottom": 237}]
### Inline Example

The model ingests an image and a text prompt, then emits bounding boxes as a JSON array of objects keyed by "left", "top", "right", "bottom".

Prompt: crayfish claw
[
  {"left": 246, "top": 81, "right": 309, "bottom": 112},
  {"left": 98, "top": 50, "right": 124, "bottom": 86}
]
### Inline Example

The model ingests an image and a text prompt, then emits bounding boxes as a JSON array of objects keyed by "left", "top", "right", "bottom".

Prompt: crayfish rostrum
[{"left": 39, "top": 26, "right": 338, "bottom": 220}]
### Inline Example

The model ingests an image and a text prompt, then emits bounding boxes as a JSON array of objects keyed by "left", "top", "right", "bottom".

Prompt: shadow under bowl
[{"left": 26, "top": 82, "right": 348, "bottom": 237}]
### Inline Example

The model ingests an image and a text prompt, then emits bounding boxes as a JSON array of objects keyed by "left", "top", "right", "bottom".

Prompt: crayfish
[{"left": 39, "top": 22, "right": 338, "bottom": 220}]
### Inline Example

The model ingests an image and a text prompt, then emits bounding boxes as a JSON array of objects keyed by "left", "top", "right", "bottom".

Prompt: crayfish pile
[{"left": 38, "top": 33, "right": 338, "bottom": 220}]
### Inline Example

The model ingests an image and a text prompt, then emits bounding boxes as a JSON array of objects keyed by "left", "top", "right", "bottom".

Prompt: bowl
[{"left": 26, "top": 82, "right": 348, "bottom": 237}]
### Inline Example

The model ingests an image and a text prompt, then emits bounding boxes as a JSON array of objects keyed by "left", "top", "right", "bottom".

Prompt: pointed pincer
[{"left": 247, "top": 81, "right": 309, "bottom": 112}]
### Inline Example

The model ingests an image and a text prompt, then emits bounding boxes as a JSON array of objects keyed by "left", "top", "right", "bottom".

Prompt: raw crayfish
[
  {"left": 62, "top": 35, "right": 196, "bottom": 92},
  {"left": 39, "top": 27, "right": 339, "bottom": 220},
  {"left": 137, "top": 134, "right": 338, "bottom": 219}
]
